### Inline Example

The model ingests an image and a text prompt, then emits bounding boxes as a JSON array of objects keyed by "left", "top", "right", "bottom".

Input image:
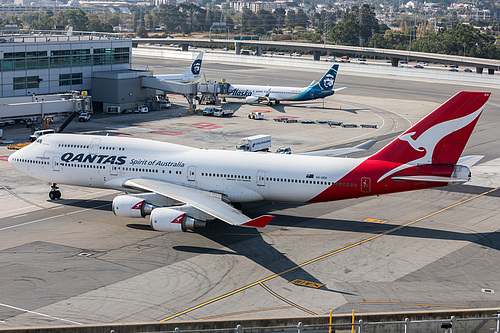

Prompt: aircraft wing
[
  {"left": 123, "top": 178, "right": 273, "bottom": 228},
  {"left": 297, "top": 140, "right": 376, "bottom": 157}
]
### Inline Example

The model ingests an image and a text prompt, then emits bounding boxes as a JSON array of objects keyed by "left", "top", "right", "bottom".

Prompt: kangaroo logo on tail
[{"left": 376, "top": 95, "right": 487, "bottom": 182}]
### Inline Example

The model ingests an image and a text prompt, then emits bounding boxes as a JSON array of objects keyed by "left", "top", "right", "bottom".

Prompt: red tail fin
[{"left": 369, "top": 91, "right": 490, "bottom": 166}]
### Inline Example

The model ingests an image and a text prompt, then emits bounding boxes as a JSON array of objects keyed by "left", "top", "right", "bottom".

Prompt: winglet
[{"left": 242, "top": 215, "right": 274, "bottom": 228}]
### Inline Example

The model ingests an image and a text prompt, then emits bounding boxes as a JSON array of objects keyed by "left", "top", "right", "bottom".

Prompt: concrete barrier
[
  {"left": 1, "top": 308, "right": 500, "bottom": 333},
  {"left": 133, "top": 48, "right": 500, "bottom": 87}
]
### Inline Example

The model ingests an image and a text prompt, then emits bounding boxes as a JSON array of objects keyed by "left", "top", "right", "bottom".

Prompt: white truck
[
  {"left": 213, "top": 108, "right": 234, "bottom": 117},
  {"left": 203, "top": 106, "right": 234, "bottom": 117},
  {"left": 78, "top": 112, "right": 91, "bottom": 122},
  {"left": 248, "top": 112, "right": 264, "bottom": 120},
  {"left": 236, "top": 134, "right": 271, "bottom": 152}
]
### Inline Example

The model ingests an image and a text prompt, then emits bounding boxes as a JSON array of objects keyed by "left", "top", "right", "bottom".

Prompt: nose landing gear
[{"left": 49, "top": 184, "right": 61, "bottom": 200}]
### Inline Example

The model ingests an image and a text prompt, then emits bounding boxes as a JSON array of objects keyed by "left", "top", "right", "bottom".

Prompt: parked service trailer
[{"left": 236, "top": 134, "right": 271, "bottom": 152}]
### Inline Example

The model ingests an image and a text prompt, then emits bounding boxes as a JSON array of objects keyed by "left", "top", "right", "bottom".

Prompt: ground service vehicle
[
  {"left": 29, "top": 129, "right": 55, "bottom": 142},
  {"left": 236, "top": 134, "right": 271, "bottom": 152},
  {"left": 78, "top": 112, "right": 91, "bottom": 122},
  {"left": 213, "top": 108, "right": 234, "bottom": 117},
  {"left": 248, "top": 112, "right": 264, "bottom": 120}
]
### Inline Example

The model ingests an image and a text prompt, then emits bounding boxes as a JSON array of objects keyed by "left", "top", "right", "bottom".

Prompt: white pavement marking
[
  {"left": 0, "top": 204, "right": 110, "bottom": 232},
  {"left": 0, "top": 302, "right": 83, "bottom": 325}
]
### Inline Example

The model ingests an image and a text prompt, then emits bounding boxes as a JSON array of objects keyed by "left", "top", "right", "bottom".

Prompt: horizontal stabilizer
[
  {"left": 242, "top": 215, "right": 274, "bottom": 228},
  {"left": 457, "top": 155, "right": 484, "bottom": 168},
  {"left": 333, "top": 87, "right": 346, "bottom": 93},
  {"left": 392, "top": 175, "right": 468, "bottom": 183},
  {"left": 354, "top": 140, "right": 377, "bottom": 150},
  {"left": 298, "top": 140, "right": 376, "bottom": 157}
]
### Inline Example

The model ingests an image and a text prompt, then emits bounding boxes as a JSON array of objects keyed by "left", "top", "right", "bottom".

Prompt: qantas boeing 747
[{"left": 8, "top": 91, "right": 490, "bottom": 232}]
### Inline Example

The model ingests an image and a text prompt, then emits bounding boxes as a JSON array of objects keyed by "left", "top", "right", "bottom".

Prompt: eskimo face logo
[
  {"left": 321, "top": 74, "right": 335, "bottom": 89},
  {"left": 191, "top": 59, "right": 202, "bottom": 75}
]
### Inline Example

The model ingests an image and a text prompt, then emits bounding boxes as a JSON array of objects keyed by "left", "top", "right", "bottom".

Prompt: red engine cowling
[
  {"left": 112, "top": 195, "right": 154, "bottom": 218},
  {"left": 150, "top": 208, "right": 207, "bottom": 232}
]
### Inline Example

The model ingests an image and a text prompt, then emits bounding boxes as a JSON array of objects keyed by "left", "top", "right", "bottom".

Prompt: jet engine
[
  {"left": 112, "top": 195, "right": 155, "bottom": 218},
  {"left": 245, "top": 96, "right": 259, "bottom": 103},
  {"left": 150, "top": 207, "right": 207, "bottom": 232}
]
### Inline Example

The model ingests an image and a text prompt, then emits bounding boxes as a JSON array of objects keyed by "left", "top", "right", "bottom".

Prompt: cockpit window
[{"left": 36, "top": 139, "right": 42, "bottom": 143}]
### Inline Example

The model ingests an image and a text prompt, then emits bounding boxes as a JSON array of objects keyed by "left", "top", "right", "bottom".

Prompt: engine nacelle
[
  {"left": 150, "top": 207, "right": 207, "bottom": 232},
  {"left": 112, "top": 195, "right": 154, "bottom": 218},
  {"left": 245, "top": 96, "right": 259, "bottom": 103}
]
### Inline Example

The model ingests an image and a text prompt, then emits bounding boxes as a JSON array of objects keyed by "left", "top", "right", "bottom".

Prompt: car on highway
[
  {"left": 327, "top": 56, "right": 336, "bottom": 62},
  {"left": 414, "top": 64, "right": 424, "bottom": 68},
  {"left": 464, "top": 68, "right": 473, "bottom": 72},
  {"left": 275, "top": 52, "right": 285, "bottom": 55},
  {"left": 291, "top": 52, "right": 302, "bottom": 57},
  {"left": 449, "top": 68, "right": 459, "bottom": 72}
]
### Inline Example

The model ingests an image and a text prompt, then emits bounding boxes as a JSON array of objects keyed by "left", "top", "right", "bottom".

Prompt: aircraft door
[
  {"left": 52, "top": 157, "right": 60, "bottom": 171},
  {"left": 257, "top": 170, "right": 266, "bottom": 186},
  {"left": 90, "top": 138, "right": 100, "bottom": 154},
  {"left": 187, "top": 166, "right": 196, "bottom": 181},
  {"left": 361, "top": 177, "right": 371, "bottom": 193},
  {"left": 110, "top": 164, "right": 118, "bottom": 176}
]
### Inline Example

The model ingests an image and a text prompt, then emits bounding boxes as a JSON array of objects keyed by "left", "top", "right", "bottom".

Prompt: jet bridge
[{"left": 141, "top": 77, "right": 230, "bottom": 111}]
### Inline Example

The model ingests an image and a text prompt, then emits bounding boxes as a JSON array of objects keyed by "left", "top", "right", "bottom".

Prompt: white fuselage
[
  {"left": 227, "top": 84, "right": 308, "bottom": 101},
  {"left": 9, "top": 134, "right": 363, "bottom": 203}
]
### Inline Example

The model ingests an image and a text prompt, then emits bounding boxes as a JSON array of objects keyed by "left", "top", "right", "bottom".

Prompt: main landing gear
[{"left": 49, "top": 183, "right": 61, "bottom": 200}]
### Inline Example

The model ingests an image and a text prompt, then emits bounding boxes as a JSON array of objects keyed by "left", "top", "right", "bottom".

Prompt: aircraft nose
[{"left": 7, "top": 151, "right": 16, "bottom": 164}]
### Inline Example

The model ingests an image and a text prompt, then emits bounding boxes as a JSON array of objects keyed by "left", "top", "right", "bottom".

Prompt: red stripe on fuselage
[{"left": 308, "top": 160, "right": 449, "bottom": 203}]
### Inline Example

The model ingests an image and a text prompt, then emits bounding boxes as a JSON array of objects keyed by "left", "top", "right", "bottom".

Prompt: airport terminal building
[{"left": 0, "top": 34, "right": 132, "bottom": 98}]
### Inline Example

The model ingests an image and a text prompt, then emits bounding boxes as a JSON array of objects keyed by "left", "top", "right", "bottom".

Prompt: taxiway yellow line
[
  {"left": 1, "top": 185, "right": 126, "bottom": 226},
  {"left": 259, "top": 282, "right": 317, "bottom": 315},
  {"left": 197, "top": 306, "right": 294, "bottom": 320},
  {"left": 160, "top": 187, "right": 499, "bottom": 322}
]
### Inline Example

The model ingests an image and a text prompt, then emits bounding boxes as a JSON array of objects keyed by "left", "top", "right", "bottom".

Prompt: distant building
[
  {"left": 0, "top": 33, "right": 131, "bottom": 98},
  {"left": 154, "top": 0, "right": 176, "bottom": 5},
  {"left": 228, "top": 1, "right": 286, "bottom": 13}
]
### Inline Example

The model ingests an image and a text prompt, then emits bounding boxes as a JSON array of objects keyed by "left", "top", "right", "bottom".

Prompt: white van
[{"left": 29, "top": 129, "right": 55, "bottom": 142}]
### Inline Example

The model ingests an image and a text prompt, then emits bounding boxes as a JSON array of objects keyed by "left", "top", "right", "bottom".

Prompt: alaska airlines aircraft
[
  {"left": 155, "top": 52, "right": 203, "bottom": 83},
  {"left": 8, "top": 91, "right": 489, "bottom": 233},
  {"left": 226, "top": 64, "right": 344, "bottom": 105}
]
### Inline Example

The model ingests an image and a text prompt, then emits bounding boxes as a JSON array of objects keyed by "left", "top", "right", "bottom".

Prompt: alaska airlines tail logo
[
  {"left": 317, "top": 66, "right": 338, "bottom": 90},
  {"left": 191, "top": 59, "right": 202, "bottom": 75},
  {"left": 377, "top": 106, "right": 484, "bottom": 182},
  {"left": 321, "top": 74, "right": 335, "bottom": 89}
]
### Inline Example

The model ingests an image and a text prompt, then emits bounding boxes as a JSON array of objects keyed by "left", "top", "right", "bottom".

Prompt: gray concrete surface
[{"left": 0, "top": 54, "right": 500, "bottom": 329}]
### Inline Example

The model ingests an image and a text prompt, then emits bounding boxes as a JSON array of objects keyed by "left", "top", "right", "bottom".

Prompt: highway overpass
[{"left": 134, "top": 38, "right": 500, "bottom": 75}]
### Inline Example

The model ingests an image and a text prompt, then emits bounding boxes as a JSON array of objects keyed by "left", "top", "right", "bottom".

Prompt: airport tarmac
[{"left": 1, "top": 56, "right": 500, "bottom": 328}]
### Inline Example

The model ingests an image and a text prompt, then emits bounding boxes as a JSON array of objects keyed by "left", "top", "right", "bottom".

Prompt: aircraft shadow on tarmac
[
  {"left": 57, "top": 199, "right": 112, "bottom": 211},
  {"left": 176, "top": 221, "right": 357, "bottom": 296},
  {"left": 126, "top": 218, "right": 354, "bottom": 295},
  {"left": 259, "top": 191, "right": 500, "bottom": 253}
]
